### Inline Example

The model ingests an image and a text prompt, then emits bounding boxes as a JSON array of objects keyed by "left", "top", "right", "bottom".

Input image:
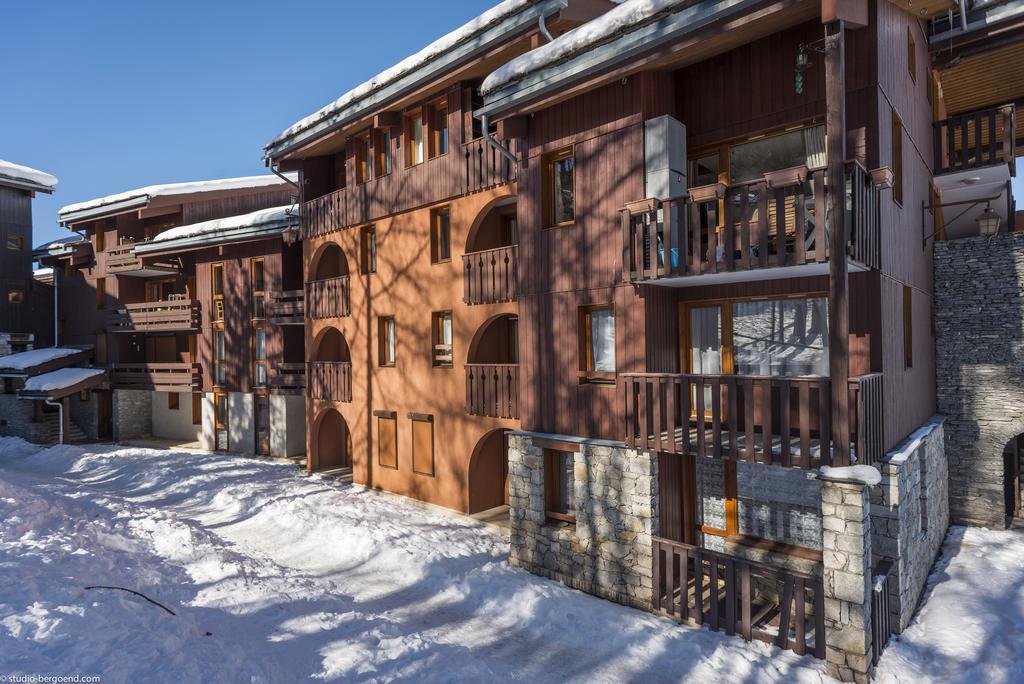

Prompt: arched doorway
[
  {"left": 466, "top": 314, "right": 519, "bottom": 419},
  {"left": 310, "top": 327, "right": 353, "bottom": 403},
  {"left": 313, "top": 326, "right": 351, "bottom": 363},
  {"left": 308, "top": 242, "right": 350, "bottom": 319},
  {"left": 468, "top": 428, "right": 509, "bottom": 514},
  {"left": 1005, "top": 434, "right": 1023, "bottom": 523},
  {"left": 315, "top": 408, "right": 352, "bottom": 471}
]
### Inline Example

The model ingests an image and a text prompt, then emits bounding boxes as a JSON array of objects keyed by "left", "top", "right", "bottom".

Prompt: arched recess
[
  {"left": 1004, "top": 433, "right": 1023, "bottom": 522},
  {"left": 468, "top": 428, "right": 509, "bottom": 514},
  {"left": 314, "top": 407, "right": 352, "bottom": 471},
  {"left": 310, "top": 241, "right": 349, "bottom": 280},
  {"left": 468, "top": 313, "right": 519, "bottom": 364},
  {"left": 465, "top": 195, "right": 518, "bottom": 255},
  {"left": 312, "top": 326, "right": 352, "bottom": 363}
]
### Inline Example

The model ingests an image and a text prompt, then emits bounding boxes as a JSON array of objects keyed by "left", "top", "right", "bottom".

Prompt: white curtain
[
  {"left": 590, "top": 309, "right": 615, "bottom": 372},
  {"left": 732, "top": 297, "right": 829, "bottom": 377}
]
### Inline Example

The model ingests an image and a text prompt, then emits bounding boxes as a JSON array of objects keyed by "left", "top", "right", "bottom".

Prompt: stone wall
[
  {"left": 934, "top": 232, "right": 1024, "bottom": 526},
  {"left": 0, "top": 394, "right": 48, "bottom": 443},
  {"left": 113, "top": 389, "right": 151, "bottom": 441},
  {"left": 69, "top": 390, "right": 99, "bottom": 441},
  {"left": 871, "top": 416, "right": 948, "bottom": 632},
  {"left": 507, "top": 432, "right": 658, "bottom": 610}
]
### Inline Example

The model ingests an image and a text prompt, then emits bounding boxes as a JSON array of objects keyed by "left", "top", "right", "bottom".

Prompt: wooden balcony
[
  {"left": 271, "top": 362, "right": 306, "bottom": 395},
  {"left": 464, "top": 136, "right": 519, "bottom": 196},
  {"left": 622, "top": 162, "right": 880, "bottom": 284},
  {"left": 623, "top": 372, "right": 883, "bottom": 468},
  {"left": 934, "top": 104, "right": 1016, "bottom": 176},
  {"left": 652, "top": 537, "right": 825, "bottom": 659},
  {"left": 105, "top": 245, "right": 143, "bottom": 273},
  {"left": 466, "top": 363, "right": 519, "bottom": 420},
  {"left": 463, "top": 245, "right": 518, "bottom": 305},
  {"left": 108, "top": 300, "right": 201, "bottom": 333},
  {"left": 267, "top": 290, "right": 305, "bottom": 325},
  {"left": 108, "top": 363, "right": 200, "bottom": 392},
  {"left": 306, "top": 277, "right": 350, "bottom": 319},
  {"left": 308, "top": 361, "right": 352, "bottom": 402}
]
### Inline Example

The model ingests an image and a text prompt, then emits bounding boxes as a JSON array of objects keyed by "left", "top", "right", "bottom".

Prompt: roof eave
[
  {"left": 478, "top": 0, "right": 762, "bottom": 120},
  {"left": 59, "top": 195, "right": 150, "bottom": 226},
  {"left": 264, "top": 0, "right": 570, "bottom": 163},
  {"left": 0, "top": 177, "right": 55, "bottom": 195},
  {"left": 133, "top": 221, "right": 298, "bottom": 256}
]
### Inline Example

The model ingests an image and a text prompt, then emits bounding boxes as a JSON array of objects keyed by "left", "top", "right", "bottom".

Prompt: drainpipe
[
  {"left": 958, "top": 0, "right": 969, "bottom": 31},
  {"left": 538, "top": 14, "right": 554, "bottom": 43},
  {"left": 45, "top": 398, "right": 64, "bottom": 445},
  {"left": 271, "top": 164, "right": 300, "bottom": 190},
  {"left": 479, "top": 114, "right": 519, "bottom": 168},
  {"left": 53, "top": 267, "right": 59, "bottom": 346}
]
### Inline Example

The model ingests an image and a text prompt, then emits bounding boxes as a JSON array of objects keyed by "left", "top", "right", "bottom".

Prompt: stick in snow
[{"left": 84, "top": 585, "right": 177, "bottom": 616}]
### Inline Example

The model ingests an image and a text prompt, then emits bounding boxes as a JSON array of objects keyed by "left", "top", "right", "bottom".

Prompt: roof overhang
[
  {"left": 933, "top": 163, "right": 1014, "bottom": 240},
  {"left": 479, "top": 0, "right": 796, "bottom": 120},
  {"left": 133, "top": 220, "right": 297, "bottom": 257},
  {"left": 263, "top": 0, "right": 571, "bottom": 163},
  {"left": 0, "top": 348, "right": 95, "bottom": 379},
  {"left": 18, "top": 369, "right": 107, "bottom": 401},
  {"left": 59, "top": 195, "right": 150, "bottom": 226},
  {"left": 0, "top": 177, "right": 55, "bottom": 195}
]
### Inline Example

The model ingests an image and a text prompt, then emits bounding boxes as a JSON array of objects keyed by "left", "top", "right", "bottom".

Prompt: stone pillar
[{"left": 821, "top": 477, "right": 873, "bottom": 683}]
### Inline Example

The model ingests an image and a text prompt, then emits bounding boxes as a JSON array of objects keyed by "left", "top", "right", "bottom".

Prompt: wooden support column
[{"left": 826, "top": 21, "right": 851, "bottom": 466}]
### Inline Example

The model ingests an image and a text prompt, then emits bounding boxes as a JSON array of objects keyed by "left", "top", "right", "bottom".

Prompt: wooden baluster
[
  {"left": 693, "top": 549, "right": 704, "bottom": 626},
  {"left": 799, "top": 382, "right": 811, "bottom": 468},
  {"left": 680, "top": 546, "right": 690, "bottom": 622},
  {"left": 757, "top": 184, "right": 769, "bottom": 268},
  {"left": 722, "top": 196, "right": 735, "bottom": 271},
  {"left": 774, "top": 186, "right": 786, "bottom": 266},
  {"left": 711, "top": 377, "right": 722, "bottom": 458},
  {"left": 709, "top": 558, "right": 720, "bottom": 631},
  {"left": 695, "top": 378, "right": 706, "bottom": 457},
  {"left": 653, "top": 542, "right": 663, "bottom": 612},
  {"left": 725, "top": 558, "right": 736, "bottom": 636},
  {"left": 668, "top": 545, "right": 678, "bottom": 618},
  {"left": 663, "top": 199, "right": 675, "bottom": 277},
  {"left": 681, "top": 375, "right": 692, "bottom": 455},
  {"left": 667, "top": 376, "right": 678, "bottom": 454},
  {"left": 813, "top": 579, "right": 826, "bottom": 659},
  {"left": 779, "top": 381, "right": 792, "bottom": 468},
  {"left": 777, "top": 576, "right": 793, "bottom": 650},
  {"left": 820, "top": 380, "right": 834, "bottom": 467},
  {"left": 653, "top": 376, "right": 664, "bottom": 453},
  {"left": 638, "top": 378, "right": 649, "bottom": 451},
  {"left": 740, "top": 563, "right": 752, "bottom": 641},
  {"left": 621, "top": 209, "right": 632, "bottom": 282},
  {"left": 739, "top": 188, "right": 751, "bottom": 271},
  {"left": 762, "top": 379, "right": 773, "bottom": 465},
  {"left": 794, "top": 577, "right": 807, "bottom": 656},
  {"left": 744, "top": 380, "right": 755, "bottom": 463}
]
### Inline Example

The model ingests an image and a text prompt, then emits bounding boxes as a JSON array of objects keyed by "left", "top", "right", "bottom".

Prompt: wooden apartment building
[{"left": 35, "top": 175, "right": 306, "bottom": 455}]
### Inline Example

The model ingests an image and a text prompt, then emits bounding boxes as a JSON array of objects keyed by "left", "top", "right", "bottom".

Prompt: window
[
  {"left": 690, "top": 153, "right": 722, "bottom": 187},
  {"left": 903, "top": 285, "right": 913, "bottom": 369},
  {"left": 79, "top": 389, "right": 90, "bottom": 402},
  {"left": 892, "top": 110, "right": 904, "bottom": 205},
  {"left": 6, "top": 235, "right": 23, "bottom": 250},
  {"left": 430, "top": 206, "right": 451, "bottom": 263},
  {"left": 214, "top": 329, "right": 226, "bottom": 386},
  {"left": 251, "top": 258, "right": 266, "bottom": 319},
  {"left": 728, "top": 125, "right": 825, "bottom": 184},
  {"left": 908, "top": 27, "right": 917, "bottom": 83},
  {"left": 255, "top": 394, "right": 270, "bottom": 456},
  {"left": 376, "top": 412, "right": 398, "bottom": 469},
  {"left": 254, "top": 327, "right": 268, "bottom": 387},
  {"left": 212, "top": 263, "right": 225, "bottom": 322},
  {"left": 146, "top": 279, "right": 176, "bottom": 302},
  {"left": 578, "top": 305, "right": 615, "bottom": 384},
  {"left": 192, "top": 392, "right": 202, "bottom": 426},
  {"left": 379, "top": 316, "right": 396, "bottom": 367},
  {"left": 544, "top": 148, "right": 575, "bottom": 227},
  {"left": 168, "top": 393, "right": 179, "bottom": 410},
  {"left": 214, "top": 392, "right": 228, "bottom": 451},
  {"left": 406, "top": 110, "right": 425, "bottom": 166},
  {"left": 356, "top": 131, "right": 373, "bottom": 184},
  {"left": 375, "top": 129, "right": 392, "bottom": 177},
  {"left": 411, "top": 414, "right": 434, "bottom": 476},
  {"left": 467, "top": 87, "right": 497, "bottom": 142},
  {"left": 432, "top": 311, "right": 453, "bottom": 368},
  {"left": 360, "top": 225, "right": 377, "bottom": 274},
  {"left": 502, "top": 214, "right": 518, "bottom": 246},
  {"left": 7, "top": 288, "right": 24, "bottom": 305},
  {"left": 95, "top": 277, "right": 105, "bottom": 309},
  {"left": 429, "top": 98, "right": 448, "bottom": 158},
  {"left": 544, "top": 449, "right": 576, "bottom": 523}
]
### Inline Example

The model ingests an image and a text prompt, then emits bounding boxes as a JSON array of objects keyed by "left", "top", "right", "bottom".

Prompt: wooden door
[{"left": 96, "top": 390, "right": 113, "bottom": 440}]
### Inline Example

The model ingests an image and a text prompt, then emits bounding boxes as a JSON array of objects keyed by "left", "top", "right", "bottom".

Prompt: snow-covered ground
[
  {"left": 0, "top": 439, "right": 833, "bottom": 683},
  {"left": 0, "top": 438, "right": 1020, "bottom": 683}
]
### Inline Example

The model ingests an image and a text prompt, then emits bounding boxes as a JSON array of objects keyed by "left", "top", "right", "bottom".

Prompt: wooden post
[{"left": 826, "top": 21, "right": 851, "bottom": 465}]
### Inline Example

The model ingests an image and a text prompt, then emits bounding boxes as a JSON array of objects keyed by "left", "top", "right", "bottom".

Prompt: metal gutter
[
  {"left": 478, "top": 0, "right": 761, "bottom": 120},
  {"left": 264, "top": 0, "right": 569, "bottom": 163},
  {"left": 928, "top": 0, "right": 1024, "bottom": 45},
  {"left": 0, "top": 177, "right": 55, "bottom": 195}
]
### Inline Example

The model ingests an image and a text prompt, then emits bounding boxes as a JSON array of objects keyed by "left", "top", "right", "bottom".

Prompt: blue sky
[{"left": 1, "top": 0, "right": 499, "bottom": 248}]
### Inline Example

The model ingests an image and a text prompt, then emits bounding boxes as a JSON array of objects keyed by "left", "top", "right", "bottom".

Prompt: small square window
[
  {"left": 7, "top": 289, "right": 25, "bottom": 305},
  {"left": 168, "top": 393, "right": 180, "bottom": 410},
  {"left": 6, "top": 235, "right": 23, "bottom": 251},
  {"left": 430, "top": 206, "right": 451, "bottom": 263},
  {"left": 79, "top": 389, "right": 90, "bottom": 402}
]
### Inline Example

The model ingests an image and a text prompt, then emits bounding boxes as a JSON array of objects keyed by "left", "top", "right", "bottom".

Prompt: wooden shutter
[
  {"left": 377, "top": 414, "right": 398, "bottom": 468},
  {"left": 411, "top": 415, "right": 434, "bottom": 476}
]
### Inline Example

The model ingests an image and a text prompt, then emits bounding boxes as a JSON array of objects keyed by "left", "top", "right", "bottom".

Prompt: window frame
[
  {"left": 211, "top": 262, "right": 225, "bottom": 322},
  {"left": 6, "top": 234, "right": 23, "bottom": 251},
  {"left": 253, "top": 324, "right": 268, "bottom": 388},
  {"left": 431, "top": 310, "right": 453, "bottom": 368},
  {"left": 903, "top": 285, "right": 913, "bottom": 369},
  {"left": 428, "top": 96, "right": 449, "bottom": 159},
  {"left": 411, "top": 413, "right": 435, "bottom": 476},
  {"left": 378, "top": 315, "right": 396, "bottom": 367},
  {"left": 907, "top": 27, "right": 917, "bottom": 84},
  {"left": 213, "top": 327, "right": 226, "bottom": 387},
  {"left": 430, "top": 206, "right": 451, "bottom": 264},
  {"left": 405, "top": 108, "right": 425, "bottom": 167},
  {"left": 375, "top": 129, "right": 392, "bottom": 178},
  {"left": 6, "top": 289, "right": 24, "bottom": 305},
  {"left": 892, "top": 109, "right": 904, "bottom": 206},
  {"left": 578, "top": 304, "right": 616, "bottom": 385},
  {"left": 543, "top": 448, "right": 576, "bottom": 524},
  {"left": 360, "top": 225, "right": 377, "bottom": 275},
  {"left": 168, "top": 393, "right": 179, "bottom": 411},
  {"left": 355, "top": 130, "right": 373, "bottom": 184},
  {"left": 250, "top": 258, "right": 266, "bottom": 320},
  {"left": 543, "top": 147, "right": 576, "bottom": 228}
]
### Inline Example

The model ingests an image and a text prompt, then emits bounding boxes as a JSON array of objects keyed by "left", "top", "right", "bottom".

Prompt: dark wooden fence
[
  {"left": 622, "top": 162, "right": 880, "bottom": 282},
  {"left": 308, "top": 361, "right": 352, "bottom": 402},
  {"left": 306, "top": 277, "right": 350, "bottom": 319},
  {"left": 933, "top": 104, "right": 1016, "bottom": 176},
  {"left": 267, "top": 290, "right": 304, "bottom": 325},
  {"left": 108, "top": 363, "right": 200, "bottom": 392},
  {"left": 108, "top": 300, "right": 201, "bottom": 333},
  {"left": 463, "top": 245, "right": 518, "bottom": 305},
  {"left": 653, "top": 537, "right": 825, "bottom": 658},
  {"left": 624, "top": 373, "right": 883, "bottom": 469},
  {"left": 465, "top": 363, "right": 519, "bottom": 419}
]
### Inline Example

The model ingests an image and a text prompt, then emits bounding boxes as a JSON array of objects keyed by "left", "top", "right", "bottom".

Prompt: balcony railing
[
  {"left": 466, "top": 363, "right": 519, "bottom": 419},
  {"left": 105, "top": 244, "right": 143, "bottom": 273},
  {"left": 622, "top": 162, "right": 880, "bottom": 283},
  {"left": 271, "top": 362, "right": 306, "bottom": 395},
  {"left": 108, "top": 300, "right": 201, "bottom": 333},
  {"left": 933, "top": 104, "right": 1016, "bottom": 176},
  {"left": 108, "top": 363, "right": 200, "bottom": 392},
  {"left": 463, "top": 245, "right": 518, "bottom": 305},
  {"left": 306, "top": 277, "right": 350, "bottom": 319},
  {"left": 267, "top": 290, "right": 305, "bottom": 325},
  {"left": 623, "top": 372, "right": 883, "bottom": 468},
  {"left": 464, "top": 136, "right": 519, "bottom": 196},
  {"left": 308, "top": 361, "right": 352, "bottom": 402}
]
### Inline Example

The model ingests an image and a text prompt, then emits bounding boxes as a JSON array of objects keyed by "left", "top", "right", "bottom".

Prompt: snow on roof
[
  {"left": 0, "top": 348, "right": 80, "bottom": 371},
  {"left": 147, "top": 205, "right": 298, "bottom": 245},
  {"left": 58, "top": 173, "right": 296, "bottom": 220},
  {"left": 481, "top": 0, "right": 691, "bottom": 94},
  {"left": 34, "top": 267, "right": 54, "bottom": 278},
  {"left": 0, "top": 159, "right": 58, "bottom": 190},
  {"left": 23, "top": 368, "right": 104, "bottom": 393},
  {"left": 267, "top": 0, "right": 537, "bottom": 152},
  {"left": 819, "top": 465, "right": 883, "bottom": 487}
]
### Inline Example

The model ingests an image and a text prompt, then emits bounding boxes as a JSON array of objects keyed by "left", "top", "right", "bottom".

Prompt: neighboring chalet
[
  {"left": 34, "top": 175, "right": 306, "bottom": 456},
  {"left": 0, "top": 159, "right": 57, "bottom": 354},
  {"left": 469, "top": 0, "right": 1019, "bottom": 680},
  {"left": 263, "top": 0, "right": 621, "bottom": 509}
]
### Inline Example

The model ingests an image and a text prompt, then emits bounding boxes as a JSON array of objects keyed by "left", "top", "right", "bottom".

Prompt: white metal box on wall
[{"left": 644, "top": 115, "right": 687, "bottom": 200}]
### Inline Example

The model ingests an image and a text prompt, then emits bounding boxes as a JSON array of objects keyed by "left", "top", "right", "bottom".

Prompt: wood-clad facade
[{"left": 1, "top": 179, "right": 53, "bottom": 346}]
